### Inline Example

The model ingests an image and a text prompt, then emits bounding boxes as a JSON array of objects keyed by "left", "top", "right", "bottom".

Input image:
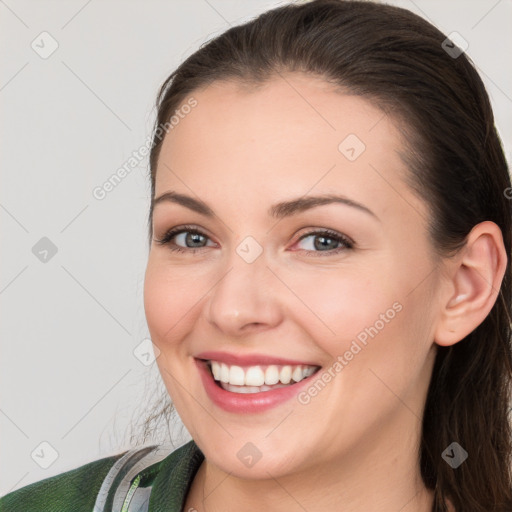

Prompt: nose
[{"left": 205, "top": 249, "right": 283, "bottom": 337}]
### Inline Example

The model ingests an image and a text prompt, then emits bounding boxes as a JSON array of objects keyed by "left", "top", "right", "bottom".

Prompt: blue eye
[
  {"left": 154, "top": 225, "right": 353, "bottom": 255},
  {"left": 154, "top": 225, "right": 214, "bottom": 253},
  {"left": 294, "top": 229, "right": 353, "bottom": 255}
]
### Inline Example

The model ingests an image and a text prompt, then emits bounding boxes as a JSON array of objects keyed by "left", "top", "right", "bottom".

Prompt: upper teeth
[{"left": 209, "top": 361, "right": 318, "bottom": 387}]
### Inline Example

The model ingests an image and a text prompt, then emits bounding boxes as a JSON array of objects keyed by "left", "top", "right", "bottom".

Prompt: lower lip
[{"left": 195, "top": 359, "right": 318, "bottom": 413}]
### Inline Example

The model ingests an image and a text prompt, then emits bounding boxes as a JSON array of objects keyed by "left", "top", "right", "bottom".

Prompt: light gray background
[{"left": 1, "top": 0, "right": 511, "bottom": 496}]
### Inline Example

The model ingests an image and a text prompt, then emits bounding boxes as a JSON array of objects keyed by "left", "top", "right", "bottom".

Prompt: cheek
[
  {"left": 285, "top": 266, "right": 400, "bottom": 352},
  {"left": 144, "top": 262, "right": 201, "bottom": 402},
  {"left": 143, "top": 261, "right": 199, "bottom": 347},
  {"left": 288, "top": 260, "right": 433, "bottom": 392}
]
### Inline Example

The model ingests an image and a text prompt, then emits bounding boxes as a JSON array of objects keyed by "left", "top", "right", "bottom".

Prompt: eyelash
[{"left": 154, "top": 224, "right": 354, "bottom": 256}]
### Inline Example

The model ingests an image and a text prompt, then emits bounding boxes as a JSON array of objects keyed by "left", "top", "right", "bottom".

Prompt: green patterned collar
[{"left": 145, "top": 440, "right": 205, "bottom": 511}]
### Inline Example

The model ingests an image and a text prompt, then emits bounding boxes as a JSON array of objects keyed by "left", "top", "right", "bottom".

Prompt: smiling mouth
[{"left": 202, "top": 359, "right": 321, "bottom": 394}]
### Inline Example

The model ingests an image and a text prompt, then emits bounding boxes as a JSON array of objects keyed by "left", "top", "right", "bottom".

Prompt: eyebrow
[{"left": 151, "top": 191, "right": 379, "bottom": 221}]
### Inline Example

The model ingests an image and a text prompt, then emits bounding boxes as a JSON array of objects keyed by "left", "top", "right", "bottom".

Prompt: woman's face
[{"left": 144, "top": 73, "right": 443, "bottom": 480}]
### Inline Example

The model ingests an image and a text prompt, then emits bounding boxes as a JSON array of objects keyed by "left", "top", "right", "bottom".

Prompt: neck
[{"left": 184, "top": 415, "right": 436, "bottom": 512}]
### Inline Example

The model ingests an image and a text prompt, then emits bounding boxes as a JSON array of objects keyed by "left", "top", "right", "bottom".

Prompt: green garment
[{"left": 0, "top": 440, "right": 204, "bottom": 512}]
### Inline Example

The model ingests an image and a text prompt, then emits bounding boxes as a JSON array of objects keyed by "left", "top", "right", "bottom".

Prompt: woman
[{"left": 1, "top": 0, "right": 511, "bottom": 511}]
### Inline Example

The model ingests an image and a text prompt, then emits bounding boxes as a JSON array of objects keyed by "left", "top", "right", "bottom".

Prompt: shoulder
[
  {"left": 0, "top": 441, "right": 204, "bottom": 512},
  {"left": 0, "top": 450, "right": 128, "bottom": 512}
]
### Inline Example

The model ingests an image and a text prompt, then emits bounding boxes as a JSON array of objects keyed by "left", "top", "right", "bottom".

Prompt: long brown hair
[{"left": 140, "top": 1, "right": 512, "bottom": 510}]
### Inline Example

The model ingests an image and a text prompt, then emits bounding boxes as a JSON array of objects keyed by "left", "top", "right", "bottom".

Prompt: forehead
[{"left": 155, "top": 73, "right": 428, "bottom": 223}]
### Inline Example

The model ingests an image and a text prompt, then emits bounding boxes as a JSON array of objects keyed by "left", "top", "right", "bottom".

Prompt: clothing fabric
[{"left": 0, "top": 440, "right": 205, "bottom": 512}]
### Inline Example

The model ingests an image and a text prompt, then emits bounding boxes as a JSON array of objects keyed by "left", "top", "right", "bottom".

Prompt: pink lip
[
  {"left": 195, "top": 350, "right": 319, "bottom": 367},
  {"left": 194, "top": 358, "right": 320, "bottom": 414}
]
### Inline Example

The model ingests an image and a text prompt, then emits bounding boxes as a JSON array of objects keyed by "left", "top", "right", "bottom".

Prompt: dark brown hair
[{"left": 140, "top": 1, "right": 512, "bottom": 510}]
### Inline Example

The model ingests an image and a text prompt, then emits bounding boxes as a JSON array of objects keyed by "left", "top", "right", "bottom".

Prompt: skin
[{"left": 143, "top": 72, "right": 506, "bottom": 512}]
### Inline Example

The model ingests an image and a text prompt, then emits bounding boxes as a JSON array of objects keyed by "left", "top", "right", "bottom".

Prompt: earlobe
[{"left": 434, "top": 221, "right": 507, "bottom": 347}]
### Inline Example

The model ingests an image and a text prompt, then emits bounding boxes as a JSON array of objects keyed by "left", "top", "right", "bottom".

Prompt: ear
[{"left": 434, "top": 221, "right": 508, "bottom": 346}]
